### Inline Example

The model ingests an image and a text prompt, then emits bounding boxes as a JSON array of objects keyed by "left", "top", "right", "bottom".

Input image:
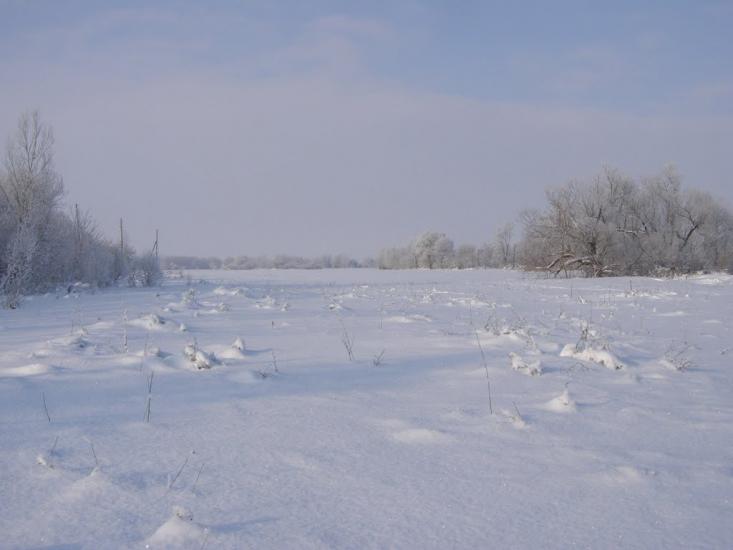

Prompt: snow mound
[
  {"left": 213, "top": 286, "right": 246, "bottom": 296},
  {"left": 499, "top": 407, "right": 528, "bottom": 429},
  {"left": 62, "top": 468, "right": 115, "bottom": 501},
  {"left": 36, "top": 453, "right": 55, "bottom": 469},
  {"left": 255, "top": 296, "right": 278, "bottom": 309},
  {"left": 211, "top": 302, "right": 230, "bottom": 312},
  {"left": 385, "top": 314, "right": 431, "bottom": 323},
  {"left": 183, "top": 344, "right": 219, "bottom": 370},
  {"left": 139, "top": 346, "right": 166, "bottom": 359},
  {"left": 218, "top": 337, "right": 248, "bottom": 361},
  {"left": 1, "top": 362, "right": 51, "bottom": 378},
  {"left": 232, "top": 337, "right": 246, "bottom": 352},
  {"left": 408, "top": 313, "right": 432, "bottom": 322},
  {"left": 544, "top": 388, "right": 576, "bottom": 413},
  {"left": 129, "top": 313, "right": 180, "bottom": 331},
  {"left": 560, "top": 343, "right": 623, "bottom": 370},
  {"left": 658, "top": 310, "right": 686, "bottom": 317},
  {"left": 607, "top": 465, "right": 647, "bottom": 484},
  {"left": 227, "top": 370, "right": 261, "bottom": 384},
  {"left": 392, "top": 428, "right": 450, "bottom": 444},
  {"left": 49, "top": 330, "right": 92, "bottom": 350},
  {"left": 509, "top": 352, "right": 542, "bottom": 376},
  {"left": 146, "top": 506, "right": 207, "bottom": 549},
  {"left": 85, "top": 320, "right": 116, "bottom": 331}
]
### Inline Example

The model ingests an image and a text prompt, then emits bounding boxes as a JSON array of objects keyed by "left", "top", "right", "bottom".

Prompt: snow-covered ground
[{"left": 1, "top": 269, "right": 732, "bottom": 549}]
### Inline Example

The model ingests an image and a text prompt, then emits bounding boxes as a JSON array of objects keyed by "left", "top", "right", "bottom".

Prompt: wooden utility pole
[
  {"left": 119, "top": 218, "right": 124, "bottom": 256},
  {"left": 152, "top": 229, "right": 159, "bottom": 259},
  {"left": 74, "top": 204, "right": 82, "bottom": 259}
]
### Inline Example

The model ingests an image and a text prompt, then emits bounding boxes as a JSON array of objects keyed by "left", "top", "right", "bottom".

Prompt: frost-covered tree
[
  {"left": 377, "top": 245, "right": 414, "bottom": 269},
  {"left": 518, "top": 166, "right": 733, "bottom": 277},
  {"left": 413, "top": 232, "right": 454, "bottom": 268},
  {"left": 0, "top": 111, "right": 160, "bottom": 307},
  {"left": 495, "top": 222, "right": 515, "bottom": 267},
  {"left": 0, "top": 111, "right": 64, "bottom": 304},
  {"left": 0, "top": 220, "right": 37, "bottom": 307},
  {"left": 378, "top": 232, "right": 455, "bottom": 269},
  {"left": 476, "top": 242, "right": 495, "bottom": 267},
  {"left": 455, "top": 244, "right": 478, "bottom": 269},
  {"left": 433, "top": 234, "right": 455, "bottom": 268}
]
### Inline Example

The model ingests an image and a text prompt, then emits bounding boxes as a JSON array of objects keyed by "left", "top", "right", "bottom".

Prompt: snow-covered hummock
[
  {"left": 182, "top": 344, "right": 217, "bottom": 370},
  {"left": 146, "top": 506, "right": 207, "bottom": 549},
  {"left": 560, "top": 343, "right": 624, "bottom": 370},
  {"left": 544, "top": 387, "right": 577, "bottom": 413},
  {"left": 214, "top": 337, "right": 248, "bottom": 362},
  {"left": 232, "top": 337, "right": 245, "bottom": 352},
  {"left": 509, "top": 351, "right": 542, "bottom": 376},
  {"left": 1, "top": 269, "right": 732, "bottom": 548}
]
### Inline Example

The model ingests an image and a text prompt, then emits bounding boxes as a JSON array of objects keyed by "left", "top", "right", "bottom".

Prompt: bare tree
[
  {"left": 455, "top": 244, "right": 478, "bottom": 268},
  {"left": 519, "top": 166, "right": 733, "bottom": 277},
  {"left": 495, "top": 222, "right": 514, "bottom": 267},
  {"left": 1, "top": 111, "right": 64, "bottom": 304}
]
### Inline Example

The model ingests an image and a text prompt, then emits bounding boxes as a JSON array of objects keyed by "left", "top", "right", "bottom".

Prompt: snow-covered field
[{"left": 1, "top": 268, "right": 732, "bottom": 549}]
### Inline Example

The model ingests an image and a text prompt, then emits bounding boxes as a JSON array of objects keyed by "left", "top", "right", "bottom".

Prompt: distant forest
[{"left": 162, "top": 254, "right": 374, "bottom": 271}]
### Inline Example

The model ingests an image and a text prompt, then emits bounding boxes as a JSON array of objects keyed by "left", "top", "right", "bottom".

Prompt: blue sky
[{"left": 1, "top": 1, "right": 731, "bottom": 256}]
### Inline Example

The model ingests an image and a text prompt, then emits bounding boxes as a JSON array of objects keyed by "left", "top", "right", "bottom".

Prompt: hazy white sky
[{"left": 1, "top": 1, "right": 732, "bottom": 257}]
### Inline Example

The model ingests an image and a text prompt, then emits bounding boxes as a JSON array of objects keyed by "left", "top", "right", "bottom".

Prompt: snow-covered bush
[
  {"left": 183, "top": 343, "right": 218, "bottom": 369},
  {"left": 509, "top": 352, "right": 542, "bottom": 376},
  {"left": 128, "top": 252, "right": 162, "bottom": 287}
]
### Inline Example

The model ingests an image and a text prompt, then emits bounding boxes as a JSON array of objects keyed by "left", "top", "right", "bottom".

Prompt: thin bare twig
[
  {"left": 50, "top": 435, "right": 59, "bottom": 455},
  {"left": 474, "top": 330, "right": 493, "bottom": 415},
  {"left": 168, "top": 453, "right": 191, "bottom": 491},
  {"left": 191, "top": 462, "right": 205, "bottom": 492},
  {"left": 339, "top": 319, "right": 355, "bottom": 361},
  {"left": 42, "top": 392, "right": 51, "bottom": 423},
  {"left": 144, "top": 371, "right": 154, "bottom": 423},
  {"left": 271, "top": 350, "right": 279, "bottom": 373}
]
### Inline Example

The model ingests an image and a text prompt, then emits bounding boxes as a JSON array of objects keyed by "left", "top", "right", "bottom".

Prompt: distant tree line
[
  {"left": 162, "top": 253, "right": 375, "bottom": 270},
  {"left": 379, "top": 167, "right": 733, "bottom": 277},
  {"left": 378, "top": 224, "right": 516, "bottom": 270},
  {"left": 0, "top": 112, "right": 161, "bottom": 308}
]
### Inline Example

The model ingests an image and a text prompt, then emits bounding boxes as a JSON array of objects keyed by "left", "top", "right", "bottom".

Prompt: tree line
[
  {"left": 162, "top": 254, "right": 373, "bottom": 271},
  {"left": 379, "top": 167, "right": 733, "bottom": 276},
  {"left": 377, "top": 224, "right": 516, "bottom": 270},
  {"left": 0, "top": 112, "right": 160, "bottom": 308}
]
